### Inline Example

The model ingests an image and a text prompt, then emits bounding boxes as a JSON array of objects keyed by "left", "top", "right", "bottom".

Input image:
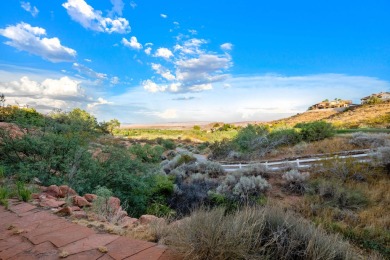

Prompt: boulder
[
  {"left": 83, "top": 193, "right": 97, "bottom": 202},
  {"left": 71, "top": 206, "right": 81, "bottom": 211},
  {"left": 117, "top": 210, "right": 128, "bottom": 219},
  {"left": 72, "top": 210, "right": 87, "bottom": 219},
  {"left": 39, "top": 198, "right": 66, "bottom": 208},
  {"left": 108, "top": 197, "right": 121, "bottom": 212},
  {"left": 120, "top": 217, "right": 138, "bottom": 228},
  {"left": 59, "top": 185, "right": 77, "bottom": 198},
  {"left": 46, "top": 185, "right": 61, "bottom": 198},
  {"left": 56, "top": 206, "right": 72, "bottom": 216},
  {"left": 73, "top": 196, "right": 91, "bottom": 207},
  {"left": 31, "top": 193, "right": 40, "bottom": 199},
  {"left": 138, "top": 215, "right": 162, "bottom": 225}
]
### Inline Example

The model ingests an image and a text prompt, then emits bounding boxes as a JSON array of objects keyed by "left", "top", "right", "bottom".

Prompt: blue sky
[{"left": 0, "top": 0, "right": 389, "bottom": 124}]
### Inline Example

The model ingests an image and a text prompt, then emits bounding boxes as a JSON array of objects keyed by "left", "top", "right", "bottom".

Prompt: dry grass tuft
[{"left": 160, "top": 206, "right": 359, "bottom": 260}]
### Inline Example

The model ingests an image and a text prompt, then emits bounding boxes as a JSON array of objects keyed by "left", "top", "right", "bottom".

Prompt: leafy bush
[
  {"left": 209, "top": 139, "right": 235, "bottom": 159},
  {"left": 269, "top": 128, "right": 302, "bottom": 146},
  {"left": 162, "top": 206, "right": 359, "bottom": 260},
  {"left": 296, "top": 121, "right": 335, "bottom": 142},
  {"left": 233, "top": 124, "right": 269, "bottom": 152},
  {"left": 169, "top": 178, "right": 218, "bottom": 216},
  {"left": 282, "top": 169, "right": 309, "bottom": 194},
  {"left": 128, "top": 144, "right": 164, "bottom": 163}
]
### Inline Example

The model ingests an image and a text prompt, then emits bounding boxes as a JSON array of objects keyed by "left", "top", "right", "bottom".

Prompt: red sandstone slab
[
  {"left": 18, "top": 208, "right": 41, "bottom": 217},
  {"left": 126, "top": 245, "right": 166, "bottom": 260},
  {"left": 60, "top": 234, "right": 120, "bottom": 255},
  {"left": 23, "top": 218, "right": 72, "bottom": 240},
  {"left": 9, "top": 203, "right": 36, "bottom": 214},
  {"left": 97, "top": 254, "right": 115, "bottom": 260},
  {"left": 0, "top": 241, "right": 33, "bottom": 259},
  {"left": 30, "top": 241, "right": 58, "bottom": 257},
  {"left": 65, "top": 249, "right": 104, "bottom": 260},
  {"left": 106, "top": 237, "right": 156, "bottom": 260},
  {"left": 29, "top": 224, "right": 95, "bottom": 247},
  {"left": 9, "top": 252, "right": 38, "bottom": 260},
  {"left": 0, "top": 236, "right": 24, "bottom": 251}
]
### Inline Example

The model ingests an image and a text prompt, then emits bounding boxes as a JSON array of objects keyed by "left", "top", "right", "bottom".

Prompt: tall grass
[{"left": 162, "top": 206, "right": 360, "bottom": 260}]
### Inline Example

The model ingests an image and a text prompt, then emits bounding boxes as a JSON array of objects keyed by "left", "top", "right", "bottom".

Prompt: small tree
[{"left": 107, "top": 119, "right": 120, "bottom": 134}]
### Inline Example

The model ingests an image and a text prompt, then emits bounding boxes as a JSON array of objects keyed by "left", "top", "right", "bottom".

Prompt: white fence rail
[{"left": 221, "top": 152, "right": 376, "bottom": 172}]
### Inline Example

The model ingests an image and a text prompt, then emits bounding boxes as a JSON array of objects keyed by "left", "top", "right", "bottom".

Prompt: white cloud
[
  {"left": 0, "top": 76, "right": 83, "bottom": 98},
  {"left": 84, "top": 58, "right": 92, "bottom": 62},
  {"left": 188, "top": 83, "right": 212, "bottom": 91},
  {"left": 110, "top": 76, "right": 119, "bottom": 85},
  {"left": 87, "top": 97, "right": 112, "bottom": 108},
  {"left": 130, "top": 1, "right": 137, "bottom": 9},
  {"left": 220, "top": 42, "right": 233, "bottom": 51},
  {"left": 188, "top": 29, "right": 197, "bottom": 35},
  {"left": 160, "top": 14, "right": 168, "bottom": 18},
  {"left": 109, "top": 0, "right": 124, "bottom": 16},
  {"left": 21, "top": 2, "right": 39, "bottom": 17},
  {"left": 121, "top": 36, "right": 142, "bottom": 50},
  {"left": 0, "top": 22, "right": 76, "bottom": 62},
  {"left": 62, "top": 0, "right": 130, "bottom": 34},
  {"left": 72, "top": 63, "right": 107, "bottom": 80},
  {"left": 154, "top": 48, "right": 173, "bottom": 59},
  {"left": 156, "top": 109, "right": 177, "bottom": 119},
  {"left": 151, "top": 63, "right": 175, "bottom": 81},
  {"left": 144, "top": 47, "right": 152, "bottom": 55},
  {"left": 142, "top": 79, "right": 167, "bottom": 93}
]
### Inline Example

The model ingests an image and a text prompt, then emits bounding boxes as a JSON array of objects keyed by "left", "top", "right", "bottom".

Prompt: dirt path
[{"left": 0, "top": 200, "right": 181, "bottom": 260}]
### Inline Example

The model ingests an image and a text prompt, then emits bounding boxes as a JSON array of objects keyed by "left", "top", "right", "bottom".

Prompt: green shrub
[
  {"left": 296, "top": 121, "right": 335, "bottom": 142},
  {"left": 128, "top": 144, "right": 164, "bottom": 163},
  {"left": 269, "top": 128, "right": 302, "bottom": 146}
]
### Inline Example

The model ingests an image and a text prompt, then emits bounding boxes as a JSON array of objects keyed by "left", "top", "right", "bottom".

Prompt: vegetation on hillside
[{"left": 1, "top": 103, "right": 389, "bottom": 258}]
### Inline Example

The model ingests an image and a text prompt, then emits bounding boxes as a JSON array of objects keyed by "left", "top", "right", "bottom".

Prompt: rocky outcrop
[
  {"left": 32, "top": 184, "right": 163, "bottom": 234},
  {"left": 73, "top": 196, "right": 91, "bottom": 207}
]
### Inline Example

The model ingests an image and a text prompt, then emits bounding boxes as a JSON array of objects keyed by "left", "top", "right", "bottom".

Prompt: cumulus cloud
[
  {"left": 62, "top": 0, "right": 130, "bottom": 34},
  {"left": 144, "top": 47, "right": 152, "bottom": 55},
  {"left": 142, "top": 79, "right": 167, "bottom": 93},
  {"left": 21, "top": 2, "right": 39, "bottom": 17},
  {"left": 154, "top": 48, "right": 174, "bottom": 59},
  {"left": 72, "top": 63, "right": 107, "bottom": 80},
  {"left": 121, "top": 36, "right": 142, "bottom": 50},
  {"left": 87, "top": 97, "right": 112, "bottom": 108},
  {"left": 151, "top": 63, "right": 175, "bottom": 81},
  {"left": 145, "top": 37, "right": 232, "bottom": 93},
  {"left": 0, "top": 22, "right": 76, "bottom": 63},
  {"left": 110, "top": 76, "right": 119, "bottom": 85},
  {"left": 220, "top": 42, "right": 233, "bottom": 51},
  {"left": 0, "top": 76, "right": 83, "bottom": 99},
  {"left": 160, "top": 14, "right": 168, "bottom": 18}
]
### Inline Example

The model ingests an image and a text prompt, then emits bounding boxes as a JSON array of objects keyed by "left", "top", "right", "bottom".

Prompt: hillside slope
[{"left": 271, "top": 102, "right": 390, "bottom": 128}]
